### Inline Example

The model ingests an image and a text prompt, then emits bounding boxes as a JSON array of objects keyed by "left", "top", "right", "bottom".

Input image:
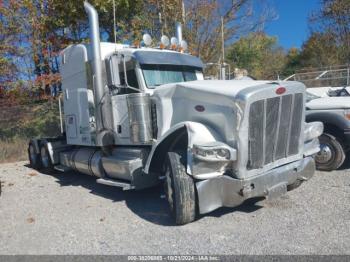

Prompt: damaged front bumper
[{"left": 195, "top": 156, "right": 315, "bottom": 214}]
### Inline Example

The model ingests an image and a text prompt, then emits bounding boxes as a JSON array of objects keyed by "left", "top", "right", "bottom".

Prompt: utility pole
[
  {"left": 157, "top": 0, "right": 163, "bottom": 35},
  {"left": 221, "top": 16, "right": 225, "bottom": 64},
  {"left": 113, "top": 0, "right": 117, "bottom": 51},
  {"left": 221, "top": 16, "right": 226, "bottom": 80},
  {"left": 181, "top": 0, "right": 185, "bottom": 24}
]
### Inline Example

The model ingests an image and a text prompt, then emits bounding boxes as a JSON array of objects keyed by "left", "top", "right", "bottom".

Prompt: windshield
[{"left": 141, "top": 64, "right": 202, "bottom": 88}]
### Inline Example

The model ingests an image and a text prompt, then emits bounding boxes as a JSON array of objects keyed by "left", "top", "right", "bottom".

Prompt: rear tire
[
  {"left": 164, "top": 151, "right": 196, "bottom": 225},
  {"left": 40, "top": 144, "right": 54, "bottom": 173},
  {"left": 315, "top": 133, "right": 346, "bottom": 171},
  {"left": 28, "top": 142, "right": 42, "bottom": 170}
]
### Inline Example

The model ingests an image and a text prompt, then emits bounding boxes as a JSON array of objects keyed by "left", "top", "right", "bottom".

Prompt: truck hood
[
  {"left": 152, "top": 79, "right": 297, "bottom": 138},
  {"left": 153, "top": 80, "right": 271, "bottom": 99},
  {"left": 306, "top": 97, "right": 350, "bottom": 110}
]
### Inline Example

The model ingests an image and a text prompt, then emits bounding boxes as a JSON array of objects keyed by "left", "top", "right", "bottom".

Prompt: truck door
[{"left": 109, "top": 55, "right": 141, "bottom": 144}]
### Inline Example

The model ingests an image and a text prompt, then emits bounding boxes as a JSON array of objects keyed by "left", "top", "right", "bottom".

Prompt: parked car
[{"left": 306, "top": 89, "right": 350, "bottom": 170}]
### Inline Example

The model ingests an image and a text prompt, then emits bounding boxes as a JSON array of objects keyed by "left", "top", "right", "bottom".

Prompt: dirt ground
[{"left": 0, "top": 161, "right": 349, "bottom": 255}]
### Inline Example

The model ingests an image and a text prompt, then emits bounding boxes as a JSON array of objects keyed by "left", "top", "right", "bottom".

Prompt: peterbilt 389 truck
[{"left": 28, "top": 2, "right": 323, "bottom": 224}]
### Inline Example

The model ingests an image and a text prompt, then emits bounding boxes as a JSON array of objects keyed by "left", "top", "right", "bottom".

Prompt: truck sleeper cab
[{"left": 28, "top": 2, "right": 323, "bottom": 224}]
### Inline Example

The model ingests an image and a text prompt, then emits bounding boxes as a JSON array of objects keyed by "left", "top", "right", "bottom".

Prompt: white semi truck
[{"left": 28, "top": 2, "right": 323, "bottom": 224}]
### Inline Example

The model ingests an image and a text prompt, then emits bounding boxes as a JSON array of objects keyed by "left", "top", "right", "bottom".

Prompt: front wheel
[
  {"left": 315, "top": 133, "right": 346, "bottom": 171},
  {"left": 164, "top": 151, "right": 196, "bottom": 225}
]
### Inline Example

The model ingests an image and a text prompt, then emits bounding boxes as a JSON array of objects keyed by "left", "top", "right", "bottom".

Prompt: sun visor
[{"left": 133, "top": 51, "right": 204, "bottom": 69}]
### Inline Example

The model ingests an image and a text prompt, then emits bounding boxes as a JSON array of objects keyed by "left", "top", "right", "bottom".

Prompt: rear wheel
[
  {"left": 28, "top": 142, "right": 42, "bottom": 170},
  {"left": 164, "top": 151, "right": 196, "bottom": 225},
  {"left": 315, "top": 133, "right": 346, "bottom": 171},
  {"left": 40, "top": 144, "right": 54, "bottom": 173}
]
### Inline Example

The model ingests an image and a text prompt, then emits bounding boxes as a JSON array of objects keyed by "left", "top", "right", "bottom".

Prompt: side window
[{"left": 118, "top": 56, "right": 139, "bottom": 94}]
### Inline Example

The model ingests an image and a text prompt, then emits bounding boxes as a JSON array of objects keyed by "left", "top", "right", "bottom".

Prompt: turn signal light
[{"left": 344, "top": 110, "right": 350, "bottom": 120}]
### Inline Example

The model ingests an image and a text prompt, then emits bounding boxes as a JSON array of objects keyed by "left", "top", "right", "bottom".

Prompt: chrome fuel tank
[{"left": 60, "top": 148, "right": 104, "bottom": 177}]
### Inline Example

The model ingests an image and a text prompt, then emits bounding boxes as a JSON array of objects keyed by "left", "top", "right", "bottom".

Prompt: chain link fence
[{"left": 284, "top": 65, "right": 350, "bottom": 88}]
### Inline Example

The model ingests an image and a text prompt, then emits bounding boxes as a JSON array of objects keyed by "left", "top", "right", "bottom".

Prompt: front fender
[
  {"left": 306, "top": 111, "right": 350, "bottom": 130},
  {"left": 144, "top": 121, "right": 222, "bottom": 174}
]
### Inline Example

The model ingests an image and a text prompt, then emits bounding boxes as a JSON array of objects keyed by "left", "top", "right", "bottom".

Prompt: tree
[
  {"left": 46, "top": 0, "right": 145, "bottom": 42},
  {"left": 1, "top": 0, "right": 275, "bottom": 95},
  {"left": 226, "top": 32, "right": 286, "bottom": 79},
  {"left": 0, "top": 0, "right": 24, "bottom": 87},
  {"left": 0, "top": 0, "right": 146, "bottom": 98},
  {"left": 144, "top": 0, "right": 276, "bottom": 63},
  {"left": 281, "top": 47, "right": 302, "bottom": 77},
  {"left": 308, "top": 0, "right": 350, "bottom": 65},
  {"left": 298, "top": 31, "right": 343, "bottom": 68}
]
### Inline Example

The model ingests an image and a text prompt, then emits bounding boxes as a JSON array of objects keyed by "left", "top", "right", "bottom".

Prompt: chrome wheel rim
[
  {"left": 40, "top": 147, "right": 49, "bottom": 168},
  {"left": 29, "top": 145, "right": 37, "bottom": 164},
  {"left": 315, "top": 143, "right": 333, "bottom": 164}
]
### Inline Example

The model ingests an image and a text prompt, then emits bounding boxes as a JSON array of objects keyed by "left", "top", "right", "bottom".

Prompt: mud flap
[{"left": 266, "top": 182, "right": 287, "bottom": 200}]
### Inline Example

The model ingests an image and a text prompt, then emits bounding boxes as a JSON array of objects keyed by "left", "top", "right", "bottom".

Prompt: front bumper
[{"left": 195, "top": 156, "right": 315, "bottom": 214}]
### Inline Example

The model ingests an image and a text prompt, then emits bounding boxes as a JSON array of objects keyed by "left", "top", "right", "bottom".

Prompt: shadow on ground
[
  {"left": 24, "top": 164, "right": 265, "bottom": 226},
  {"left": 338, "top": 152, "right": 350, "bottom": 170}
]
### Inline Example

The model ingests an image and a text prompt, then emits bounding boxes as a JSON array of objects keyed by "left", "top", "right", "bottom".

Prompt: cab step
[
  {"left": 96, "top": 178, "right": 135, "bottom": 190},
  {"left": 54, "top": 165, "right": 72, "bottom": 172}
]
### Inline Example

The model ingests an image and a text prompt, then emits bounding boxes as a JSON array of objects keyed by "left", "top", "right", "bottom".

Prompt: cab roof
[{"left": 99, "top": 42, "right": 203, "bottom": 68}]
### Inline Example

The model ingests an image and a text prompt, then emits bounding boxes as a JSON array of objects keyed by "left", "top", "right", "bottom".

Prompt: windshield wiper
[{"left": 149, "top": 84, "right": 162, "bottom": 88}]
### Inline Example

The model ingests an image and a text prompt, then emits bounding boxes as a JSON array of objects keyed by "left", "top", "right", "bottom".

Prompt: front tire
[
  {"left": 315, "top": 133, "right": 346, "bottom": 171},
  {"left": 164, "top": 151, "right": 196, "bottom": 225}
]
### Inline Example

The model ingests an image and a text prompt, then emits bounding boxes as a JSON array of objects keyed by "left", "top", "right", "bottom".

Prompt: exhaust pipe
[
  {"left": 84, "top": 1, "right": 113, "bottom": 146},
  {"left": 176, "top": 22, "right": 183, "bottom": 44}
]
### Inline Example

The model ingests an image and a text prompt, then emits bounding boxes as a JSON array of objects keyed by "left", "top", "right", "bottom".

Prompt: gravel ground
[{"left": 0, "top": 161, "right": 349, "bottom": 255}]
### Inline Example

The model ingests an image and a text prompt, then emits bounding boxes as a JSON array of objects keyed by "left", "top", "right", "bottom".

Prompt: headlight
[
  {"left": 304, "top": 122, "right": 323, "bottom": 141},
  {"left": 192, "top": 142, "right": 236, "bottom": 162}
]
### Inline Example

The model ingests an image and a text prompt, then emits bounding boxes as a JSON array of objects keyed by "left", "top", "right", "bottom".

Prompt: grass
[
  {"left": 0, "top": 100, "right": 62, "bottom": 163},
  {"left": 0, "top": 138, "right": 28, "bottom": 164}
]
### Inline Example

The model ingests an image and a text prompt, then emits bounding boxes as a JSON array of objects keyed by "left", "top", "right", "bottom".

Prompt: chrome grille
[{"left": 247, "top": 93, "right": 303, "bottom": 170}]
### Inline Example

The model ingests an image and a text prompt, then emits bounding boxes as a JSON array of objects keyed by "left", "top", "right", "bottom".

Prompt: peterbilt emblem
[{"left": 276, "top": 87, "right": 286, "bottom": 95}]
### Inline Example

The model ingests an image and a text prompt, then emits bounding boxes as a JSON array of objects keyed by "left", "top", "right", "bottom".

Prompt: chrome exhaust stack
[
  {"left": 84, "top": 1, "right": 113, "bottom": 146},
  {"left": 176, "top": 22, "right": 183, "bottom": 44}
]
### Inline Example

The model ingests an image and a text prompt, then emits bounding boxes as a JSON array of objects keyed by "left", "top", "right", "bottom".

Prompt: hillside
[{"left": 0, "top": 100, "right": 61, "bottom": 163}]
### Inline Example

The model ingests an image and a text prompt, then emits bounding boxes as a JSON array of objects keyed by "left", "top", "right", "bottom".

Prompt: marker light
[
  {"left": 133, "top": 40, "right": 140, "bottom": 47},
  {"left": 180, "top": 40, "right": 188, "bottom": 51},
  {"left": 170, "top": 37, "right": 178, "bottom": 49},
  {"left": 276, "top": 87, "right": 286, "bottom": 95},
  {"left": 160, "top": 35, "right": 170, "bottom": 48},
  {"left": 143, "top": 34, "right": 152, "bottom": 46}
]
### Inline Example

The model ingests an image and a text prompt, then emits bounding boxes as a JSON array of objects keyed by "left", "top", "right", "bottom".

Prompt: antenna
[
  {"left": 221, "top": 16, "right": 225, "bottom": 64},
  {"left": 221, "top": 16, "right": 226, "bottom": 80},
  {"left": 181, "top": 0, "right": 185, "bottom": 24},
  {"left": 113, "top": 0, "right": 117, "bottom": 51}
]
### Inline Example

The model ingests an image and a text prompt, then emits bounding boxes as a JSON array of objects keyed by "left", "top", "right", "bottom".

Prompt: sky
[{"left": 265, "top": 0, "right": 321, "bottom": 49}]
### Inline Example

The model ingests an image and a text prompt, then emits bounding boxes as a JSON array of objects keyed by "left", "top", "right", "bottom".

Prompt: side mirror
[{"left": 105, "top": 55, "right": 121, "bottom": 89}]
